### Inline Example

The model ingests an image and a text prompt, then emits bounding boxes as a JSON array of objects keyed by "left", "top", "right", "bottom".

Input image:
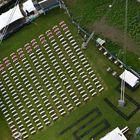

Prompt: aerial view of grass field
[{"left": 0, "top": 0, "right": 140, "bottom": 140}]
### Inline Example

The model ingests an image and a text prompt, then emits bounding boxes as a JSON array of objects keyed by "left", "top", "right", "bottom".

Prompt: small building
[
  {"left": 22, "top": 0, "right": 37, "bottom": 15},
  {"left": 119, "top": 69, "right": 139, "bottom": 88},
  {"left": 96, "top": 38, "right": 106, "bottom": 46},
  {"left": 100, "top": 127, "right": 128, "bottom": 140},
  {"left": 38, "top": 0, "right": 60, "bottom": 13}
]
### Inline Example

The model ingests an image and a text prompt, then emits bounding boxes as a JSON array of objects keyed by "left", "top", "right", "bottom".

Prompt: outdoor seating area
[{"left": 0, "top": 21, "right": 104, "bottom": 139}]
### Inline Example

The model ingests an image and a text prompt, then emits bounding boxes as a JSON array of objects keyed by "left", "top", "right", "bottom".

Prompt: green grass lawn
[
  {"left": 0, "top": 8, "right": 140, "bottom": 140},
  {"left": 64, "top": 0, "right": 140, "bottom": 74},
  {"left": 64, "top": 0, "right": 140, "bottom": 46},
  {"left": 104, "top": 38, "right": 140, "bottom": 73}
]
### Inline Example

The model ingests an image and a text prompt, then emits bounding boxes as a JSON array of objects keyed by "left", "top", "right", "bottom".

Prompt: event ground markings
[
  {"left": 104, "top": 93, "right": 140, "bottom": 120},
  {"left": 59, "top": 107, "right": 110, "bottom": 140},
  {"left": 75, "top": 119, "right": 110, "bottom": 140},
  {"left": 0, "top": 21, "right": 104, "bottom": 139}
]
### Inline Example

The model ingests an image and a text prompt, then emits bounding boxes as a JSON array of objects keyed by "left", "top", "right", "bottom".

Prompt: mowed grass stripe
[
  {"left": 21, "top": 49, "right": 58, "bottom": 123},
  {"left": 59, "top": 25, "right": 104, "bottom": 94},
  {"left": 0, "top": 65, "right": 31, "bottom": 135},
  {"left": 31, "top": 45, "right": 68, "bottom": 116},
  {"left": 14, "top": 57, "right": 46, "bottom": 130},
  {"left": 40, "top": 34, "right": 82, "bottom": 105}
]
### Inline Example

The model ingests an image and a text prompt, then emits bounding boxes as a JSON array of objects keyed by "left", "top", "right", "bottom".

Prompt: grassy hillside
[
  {"left": 64, "top": 0, "right": 140, "bottom": 74},
  {"left": 64, "top": 0, "right": 140, "bottom": 46}
]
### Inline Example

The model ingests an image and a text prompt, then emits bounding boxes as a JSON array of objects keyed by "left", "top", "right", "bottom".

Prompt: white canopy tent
[
  {"left": 23, "top": 0, "right": 36, "bottom": 13},
  {"left": 96, "top": 38, "right": 106, "bottom": 46},
  {"left": 120, "top": 69, "right": 139, "bottom": 88},
  {"left": 0, "top": 5, "right": 24, "bottom": 31},
  {"left": 100, "top": 127, "right": 127, "bottom": 140}
]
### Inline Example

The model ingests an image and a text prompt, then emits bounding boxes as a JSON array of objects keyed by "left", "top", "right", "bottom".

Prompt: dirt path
[{"left": 92, "top": 19, "right": 140, "bottom": 56}]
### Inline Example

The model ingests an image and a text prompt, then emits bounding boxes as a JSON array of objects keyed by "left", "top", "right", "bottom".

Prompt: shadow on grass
[
  {"left": 104, "top": 93, "right": 140, "bottom": 120},
  {"left": 59, "top": 107, "right": 110, "bottom": 140}
]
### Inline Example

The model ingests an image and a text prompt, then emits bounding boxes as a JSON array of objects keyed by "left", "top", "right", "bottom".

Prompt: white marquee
[
  {"left": 23, "top": 0, "right": 36, "bottom": 13},
  {"left": 0, "top": 5, "right": 24, "bottom": 31},
  {"left": 120, "top": 69, "right": 139, "bottom": 87},
  {"left": 100, "top": 127, "right": 127, "bottom": 140}
]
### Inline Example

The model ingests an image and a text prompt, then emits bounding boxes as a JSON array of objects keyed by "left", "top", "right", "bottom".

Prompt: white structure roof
[
  {"left": 120, "top": 69, "right": 139, "bottom": 87},
  {"left": 0, "top": 5, "right": 23, "bottom": 31},
  {"left": 39, "top": 0, "right": 46, "bottom": 4},
  {"left": 23, "top": 0, "right": 36, "bottom": 13},
  {"left": 96, "top": 38, "right": 106, "bottom": 46},
  {"left": 100, "top": 127, "right": 127, "bottom": 140}
]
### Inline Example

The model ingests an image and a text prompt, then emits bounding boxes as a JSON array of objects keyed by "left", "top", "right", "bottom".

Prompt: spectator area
[{"left": 0, "top": 21, "right": 104, "bottom": 139}]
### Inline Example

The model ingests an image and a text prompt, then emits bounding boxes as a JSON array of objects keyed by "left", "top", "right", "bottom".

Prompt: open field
[
  {"left": 64, "top": 0, "right": 140, "bottom": 46},
  {"left": 0, "top": 8, "right": 140, "bottom": 140},
  {"left": 64, "top": 0, "right": 140, "bottom": 74}
]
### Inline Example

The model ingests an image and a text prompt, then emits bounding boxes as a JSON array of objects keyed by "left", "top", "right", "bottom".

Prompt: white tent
[
  {"left": 23, "top": 0, "right": 36, "bottom": 13},
  {"left": 100, "top": 127, "right": 127, "bottom": 140},
  {"left": 96, "top": 38, "right": 106, "bottom": 46},
  {"left": 120, "top": 70, "right": 139, "bottom": 87},
  {"left": 0, "top": 5, "right": 24, "bottom": 31}
]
